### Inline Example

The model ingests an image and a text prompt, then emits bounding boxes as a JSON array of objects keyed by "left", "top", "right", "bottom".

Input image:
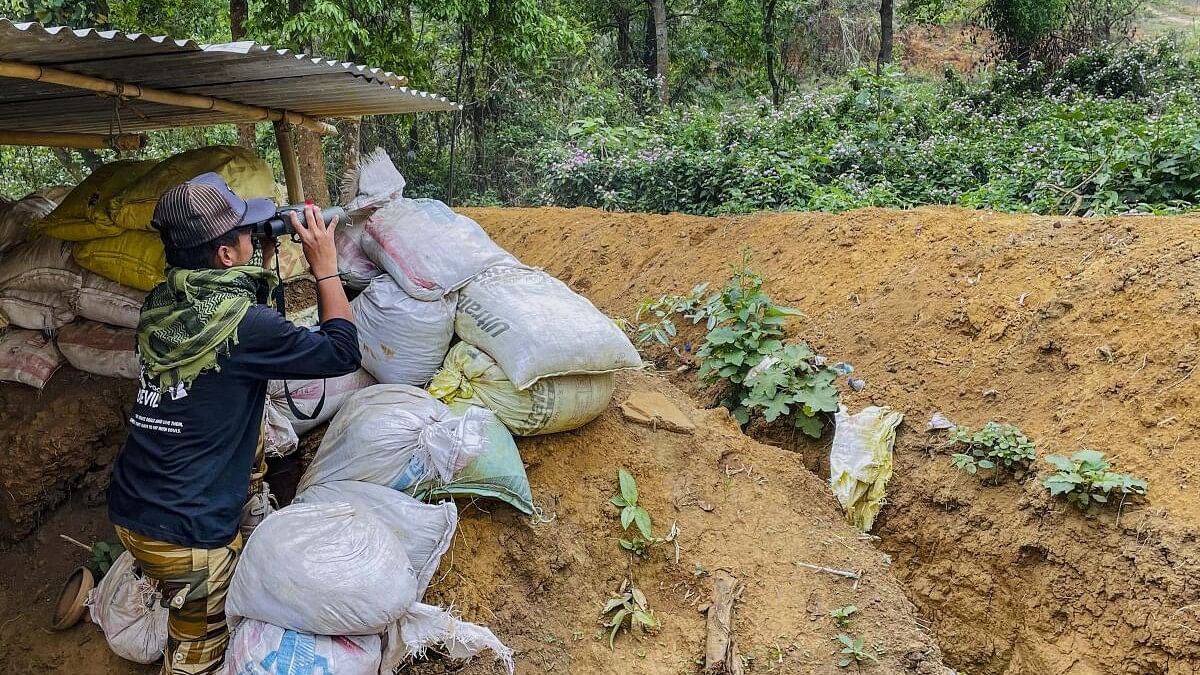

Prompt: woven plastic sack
[
  {"left": 74, "top": 272, "right": 146, "bottom": 329},
  {"left": 342, "top": 147, "right": 406, "bottom": 215},
  {"left": 57, "top": 320, "right": 138, "bottom": 379},
  {"left": 297, "top": 385, "right": 491, "bottom": 493},
  {"left": 73, "top": 230, "right": 166, "bottom": 291},
  {"left": 33, "top": 160, "right": 158, "bottom": 241},
  {"left": 361, "top": 198, "right": 519, "bottom": 301},
  {"left": 263, "top": 399, "right": 301, "bottom": 458},
  {"left": 456, "top": 266, "right": 641, "bottom": 390},
  {"left": 223, "top": 618, "right": 381, "bottom": 675},
  {"left": 86, "top": 551, "right": 168, "bottom": 664},
  {"left": 412, "top": 401, "right": 535, "bottom": 515},
  {"left": 0, "top": 193, "right": 57, "bottom": 252},
  {"left": 430, "top": 341, "right": 614, "bottom": 436},
  {"left": 267, "top": 369, "right": 377, "bottom": 438},
  {"left": 0, "top": 329, "right": 64, "bottom": 389},
  {"left": 352, "top": 276, "right": 454, "bottom": 386},
  {"left": 0, "top": 289, "right": 75, "bottom": 330},
  {"left": 295, "top": 481, "right": 457, "bottom": 595},
  {"left": 111, "top": 146, "right": 275, "bottom": 231},
  {"left": 381, "top": 604, "right": 514, "bottom": 675},
  {"left": 335, "top": 215, "right": 383, "bottom": 291},
  {"left": 227, "top": 501, "right": 418, "bottom": 636},
  {"left": 0, "top": 237, "right": 83, "bottom": 293},
  {"left": 830, "top": 405, "right": 904, "bottom": 532}
]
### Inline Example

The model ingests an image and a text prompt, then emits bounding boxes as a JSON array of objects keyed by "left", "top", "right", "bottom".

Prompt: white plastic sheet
[
  {"left": 352, "top": 276, "right": 454, "bottom": 386},
  {"left": 227, "top": 501, "right": 418, "bottom": 636},
  {"left": 86, "top": 551, "right": 168, "bottom": 665},
  {"left": 297, "top": 385, "right": 491, "bottom": 493},
  {"left": 455, "top": 266, "right": 642, "bottom": 390},
  {"left": 362, "top": 198, "right": 519, "bottom": 301},
  {"left": 829, "top": 405, "right": 904, "bottom": 532}
]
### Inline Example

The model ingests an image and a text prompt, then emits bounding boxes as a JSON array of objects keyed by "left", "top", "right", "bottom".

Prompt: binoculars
[{"left": 249, "top": 205, "right": 347, "bottom": 239}]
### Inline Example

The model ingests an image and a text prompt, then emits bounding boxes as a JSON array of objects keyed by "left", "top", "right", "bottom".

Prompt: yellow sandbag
[
  {"left": 110, "top": 146, "right": 275, "bottom": 231},
  {"left": 33, "top": 160, "right": 159, "bottom": 241},
  {"left": 829, "top": 406, "right": 903, "bottom": 532},
  {"left": 429, "top": 341, "right": 614, "bottom": 436},
  {"left": 73, "top": 231, "right": 166, "bottom": 292}
]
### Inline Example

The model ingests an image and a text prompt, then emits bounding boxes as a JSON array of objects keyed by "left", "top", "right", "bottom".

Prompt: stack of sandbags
[
  {"left": 224, "top": 499, "right": 512, "bottom": 674},
  {"left": 0, "top": 236, "right": 83, "bottom": 331}
]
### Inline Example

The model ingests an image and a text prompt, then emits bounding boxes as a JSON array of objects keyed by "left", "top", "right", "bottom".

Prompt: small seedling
[
  {"left": 950, "top": 422, "right": 1036, "bottom": 476},
  {"left": 1044, "top": 449, "right": 1148, "bottom": 508},
  {"left": 601, "top": 583, "right": 659, "bottom": 649},
  {"left": 611, "top": 469, "right": 660, "bottom": 556},
  {"left": 830, "top": 605, "right": 858, "bottom": 627},
  {"left": 633, "top": 283, "right": 713, "bottom": 346},
  {"left": 836, "top": 633, "right": 878, "bottom": 667},
  {"left": 91, "top": 540, "right": 125, "bottom": 578}
]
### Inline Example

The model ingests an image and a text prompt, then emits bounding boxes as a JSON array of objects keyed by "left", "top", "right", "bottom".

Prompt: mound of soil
[{"left": 463, "top": 205, "right": 1200, "bottom": 674}]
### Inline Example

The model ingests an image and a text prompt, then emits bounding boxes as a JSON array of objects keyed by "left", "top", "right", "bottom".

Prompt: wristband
[{"left": 315, "top": 272, "right": 343, "bottom": 283}]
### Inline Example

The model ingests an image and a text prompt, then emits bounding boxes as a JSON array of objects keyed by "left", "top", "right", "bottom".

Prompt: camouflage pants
[{"left": 113, "top": 445, "right": 267, "bottom": 674}]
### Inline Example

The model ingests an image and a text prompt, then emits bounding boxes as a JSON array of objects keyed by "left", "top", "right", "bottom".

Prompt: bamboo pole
[
  {"left": 0, "top": 130, "right": 146, "bottom": 151},
  {"left": 0, "top": 60, "right": 337, "bottom": 136},
  {"left": 274, "top": 121, "right": 304, "bottom": 204}
]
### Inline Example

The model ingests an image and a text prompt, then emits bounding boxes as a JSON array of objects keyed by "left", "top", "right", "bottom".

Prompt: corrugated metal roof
[{"left": 0, "top": 20, "right": 459, "bottom": 135}]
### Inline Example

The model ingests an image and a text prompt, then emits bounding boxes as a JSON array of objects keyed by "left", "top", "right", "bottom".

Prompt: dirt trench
[{"left": 463, "top": 205, "right": 1200, "bottom": 675}]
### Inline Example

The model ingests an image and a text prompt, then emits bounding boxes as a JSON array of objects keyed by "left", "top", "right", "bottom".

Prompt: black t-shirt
[{"left": 108, "top": 305, "right": 361, "bottom": 548}]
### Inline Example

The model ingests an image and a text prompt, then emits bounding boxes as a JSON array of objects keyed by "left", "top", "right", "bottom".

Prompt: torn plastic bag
[
  {"left": 380, "top": 603, "right": 514, "bottom": 675},
  {"left": 296, "top": 385, "right": 491, "bottom": 493},
  {"left": 829, "top": 405, "right": 903, "bottom": 532},
  {"left": 294, "top": 481, "right": 456, "bottom": 596},
  {"left": 226, "top": 501, "right": 417, "bottom": 636}
]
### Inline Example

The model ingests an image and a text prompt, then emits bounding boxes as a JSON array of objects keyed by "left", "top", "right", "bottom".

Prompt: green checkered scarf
[{"left": 137, "top": 251, "right": 278, "bottom": 389}]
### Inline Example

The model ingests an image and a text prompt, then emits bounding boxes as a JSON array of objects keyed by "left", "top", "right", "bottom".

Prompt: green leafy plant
[
  {"left": 830, "top": 605, "right": 858, "bottom": 628},
  {"left": 836, "top": 634, "right": 878, "bottom": 667},
  {"left": 1043, "top": 449, "right": 1148, "bottom": 508},
  {"left": 633, "top": 283, "right": 713, "bottom": 346},
  {"left": 90, "top": 540, "right": 125, "bottom": 579},
  {"left": 950, "top": 422, "right": 1037, "bottom": 476},
  {"left": 601, "top": 583, "right": 659, "bottom": 649},
  {"left": 611, "top": 469, "right": 659, "bottom": 556},
  {"left": 742, "top": 342, "right": 840, "bottom": 438}
]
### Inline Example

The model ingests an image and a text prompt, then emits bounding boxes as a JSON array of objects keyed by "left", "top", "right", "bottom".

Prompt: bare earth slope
[{"left": 464, "top": 205, "right": 1200, "bottom": 675}]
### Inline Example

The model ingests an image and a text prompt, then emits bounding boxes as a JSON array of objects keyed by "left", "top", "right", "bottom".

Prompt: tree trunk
[
  {"left": 296, "top": 128, "right": 329, "bottom": 203},
  {"left": 764, "top": 0, "right": 781, "bottom": 107},
  {"left": 338, "top": 118, "right": 361, "bottom": 204},
  {"left": 651, "top": 0, "right": 669, "bottom": 104},
  {"left": 230, "top": 0, "right": 256, "bottom": 149},
  {"left": 877, "top": 0, "right": 894, "bottom": 72},
  {"left": 616, "top": 3, "right": 632, "bottom": 68},
  {"left": 50, "top": 148, "right": 85, "bottom": 182},
  {"left": 642, "top": 5, "right": 656, "bottom": 79}
]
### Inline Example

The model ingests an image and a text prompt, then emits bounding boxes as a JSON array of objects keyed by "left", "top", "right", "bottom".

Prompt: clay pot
[{"left": 52, "top": 566, "right": 94, "bottom": 631}]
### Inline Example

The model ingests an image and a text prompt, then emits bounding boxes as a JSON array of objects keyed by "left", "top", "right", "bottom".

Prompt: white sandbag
[
  {"left": 263, "top": 399, "right": 301, "bottom": 458},
  {"left": 430, "top": 341, "right": 615, "bottom": 436},
  {"left": 57, "top": 320, "right": 138, "bottom": 379},
  {"left": 381, "top": 604, "right": 514, "bottom": 675},
  {"left": 0, "top": 328, "right": 64, "bottom": 389},
  {"left": 0, "top": 236, "right": 83, "bottom": 292},
  {"left": 223, "top": 619, "right": 380, "bottom": 675},
  {"left": 86, "top": 551, "right": 168, "bottom": 665},
  {"left": 75, "top": 272, "right": 146, "bottom": 329},
  {"left": 227, "top": 501, "right": 418, "bottom": 636},
  {"left": 456, "top": 266, "right": 642, "bottom": 390},
  {"left": 297, "top": 385, "right": 491, "bottom": 493},
  {"left": 0, "top": 194, "right": 56, "bottom": 253},
  {"left": 295, "top": 481, "right": 457, "bottom": 595},
  {"left": 267, "top": 369, "right": 377, "bottom": 437},
  {"left": 0, "top": 288, "right": 75, "bottom": 330},
  {"left": 352, "top": 276, "right": 454, "bottom": 386},
  {"left": 336, "top": 216, "right": 384, "bottom": 291},
  {"left": 240, "top": 480, "right": 275, "bottom": 542},
  {"left": 361, "top": 198, "right": 520, "bottom": 301}
]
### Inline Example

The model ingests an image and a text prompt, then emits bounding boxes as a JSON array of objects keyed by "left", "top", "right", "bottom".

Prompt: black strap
[{"left": 283, "top": 379, "right": 326, "bottom": 421}]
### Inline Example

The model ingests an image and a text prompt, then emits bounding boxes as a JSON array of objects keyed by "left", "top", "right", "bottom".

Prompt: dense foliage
[{"left": 533, "top": 37, "right": 1200, "bottom": 216}]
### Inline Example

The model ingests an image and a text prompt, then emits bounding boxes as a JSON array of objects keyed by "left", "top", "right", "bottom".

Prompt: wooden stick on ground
[{"left": 704, "top": 573, "right": 744, "bottom": 675}]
